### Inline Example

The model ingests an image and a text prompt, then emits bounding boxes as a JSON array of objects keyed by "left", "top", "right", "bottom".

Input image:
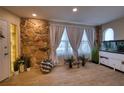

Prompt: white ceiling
[{"left": 3, "top": 6, "right": 124, "bottom": 26}]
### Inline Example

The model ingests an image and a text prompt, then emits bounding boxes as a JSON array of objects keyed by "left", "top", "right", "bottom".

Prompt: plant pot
[
  {"left": 69, "top": 61, "right": 72, "bottom": 68},
  {"left": 92, "top": 60, "right": 99, "bottom": 64},
  {"left": 14, "top": 71, "right": 19, "bottom": 75},
  {"left": 82, "top": 61, "right": 86, "bottom": 66},
  {"left": 27, "top": 68, "right": 30, "bottom": 71}
]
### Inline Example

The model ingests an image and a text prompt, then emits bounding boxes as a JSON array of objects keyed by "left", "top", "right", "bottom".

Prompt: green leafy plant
[
  {"left": 78, "top": 55, "right": 86, "bottom": 66},
  {"left": 20, "top": 55, "right": 31, "bottom": 69},
  {"left": 14, "top": 56, "right": 25, "bottom": 72},
  {"left": 64, "top": 56, "right": 75, "bottom": 68},
  {"left": 91, "top": 46, "right": 99, "bottom": 64},
  {"left": 64, "top": 56, "right": 75, "bottom": 62}
]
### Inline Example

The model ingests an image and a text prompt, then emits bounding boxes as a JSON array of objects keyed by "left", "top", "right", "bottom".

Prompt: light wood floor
[{"left": 0, "top": 62, "right": 124, "bottom": 86}]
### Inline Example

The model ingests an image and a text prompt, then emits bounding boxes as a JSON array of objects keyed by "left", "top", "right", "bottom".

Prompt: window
[
  {"left": 78, "top": 30, "right": 91, "bottom": 58},
  {"left": 56, "top": 28, "right": 91, "bottom": 59},
  {"left": 104, "top": 28, "right": 114, "bottom": 41},
  {"left": 56, "top": 28, "right": 73, "bottom": 58}
]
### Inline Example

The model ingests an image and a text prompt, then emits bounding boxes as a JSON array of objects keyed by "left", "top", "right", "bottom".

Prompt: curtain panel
[
  {"left": 50, "top": 23, "right": 65, "bottom": 63},
  {"left": 85, "top": 27, "right": 95, "bottom": 49},
  {"left": 50, "top": 22, "right": 95, "bottom": 64},
  {"left": 66, "top": 25, "right": 84, "bottom": 57}
]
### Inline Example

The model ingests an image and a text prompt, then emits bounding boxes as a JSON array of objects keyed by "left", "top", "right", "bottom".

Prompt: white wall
[
  {"left": 0, "top": 7, "right": 21, "bottom": 55},
  {"left": 102, "top": 17, "right": 124, "bottom": 40}
]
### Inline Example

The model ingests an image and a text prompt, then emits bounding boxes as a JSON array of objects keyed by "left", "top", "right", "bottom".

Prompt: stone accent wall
[{"left": 20, "top": 18, "right": 50, "bottom": 67}]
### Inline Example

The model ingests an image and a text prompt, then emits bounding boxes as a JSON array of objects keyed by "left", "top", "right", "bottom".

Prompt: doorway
[{"left": 0, "top": 20, "right": 10, "bottom": 81}]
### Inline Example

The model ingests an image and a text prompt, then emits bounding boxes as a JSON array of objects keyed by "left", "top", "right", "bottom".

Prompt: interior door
[{"left": 0, "top": 20, "right": 10, "bottom": 81}]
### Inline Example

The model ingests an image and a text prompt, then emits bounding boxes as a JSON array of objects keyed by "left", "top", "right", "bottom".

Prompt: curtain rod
[{"left": 49, "top": 20, "right": 94, "bottom": 27}]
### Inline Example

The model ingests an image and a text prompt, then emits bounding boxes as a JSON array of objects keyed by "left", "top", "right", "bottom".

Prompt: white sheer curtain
[
  {"left": 78, "top": 30, "right": 91, "bottom": 59},
  {"left": 56, "top": 28, "right": 73, "bottom": 59},
  {"left": 50, "top": 23, "right": 65, "bottom": 63},
  {"left": 66, "top": 25, "right": 84, "bottom": 57}
]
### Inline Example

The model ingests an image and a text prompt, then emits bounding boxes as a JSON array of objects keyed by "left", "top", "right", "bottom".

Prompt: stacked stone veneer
[{"left": 20, "top": 18, "right": 50, "bottom": 67}]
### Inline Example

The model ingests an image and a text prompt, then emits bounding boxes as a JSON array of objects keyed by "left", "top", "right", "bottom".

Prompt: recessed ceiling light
[
  {"left": 32, "top": 13, "right": 37, "bottom": 17},
  {"left": 72, "top": 8, "right": 78, "bottom": 12}
]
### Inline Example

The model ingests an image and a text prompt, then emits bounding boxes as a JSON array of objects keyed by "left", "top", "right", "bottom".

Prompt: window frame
[
  {"left": 78, "top": 30, "right": 91, "bottom": 58},
  {"left": 56, "top": 28, "right": 73, "bottom": 57},
  {"left": 103, "top": 28, "right": 114, "bottom": 41}
]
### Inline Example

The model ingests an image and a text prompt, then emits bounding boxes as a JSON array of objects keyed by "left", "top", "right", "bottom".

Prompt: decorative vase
[
  {"left": 19, "top": 64, "right": 24, "bottom": 73},
  {"left": 14, "top": 71, "right": 19, "bottom": 76},
  {"left": 27, "top": 68, "right": 30, "bottom": 71}
]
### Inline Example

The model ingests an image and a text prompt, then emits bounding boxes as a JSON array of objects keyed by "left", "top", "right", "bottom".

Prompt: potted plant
[
  {"left": 14, "top": 59, "right": 19, "bottom": 75},
  {"left": 21, "top": 55, "right": 31, "bottom": 71},
  {"left": 64, "top": 56, "right": 75, "bottom": 68},
  {"left": 18, "top": 58, "right": 25, "bottom": 73},
  {"left": 91, "top": 46, "right": 99, "bottom": 64},
  {"left": 15, "top": 56, "right": 25, "bottom": 73},
  {"left": 26, "top": 57, "right": 31, "bottom": 71},
  {"left": 78, "top": 55, "right": 86, "bottom": 66}
]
